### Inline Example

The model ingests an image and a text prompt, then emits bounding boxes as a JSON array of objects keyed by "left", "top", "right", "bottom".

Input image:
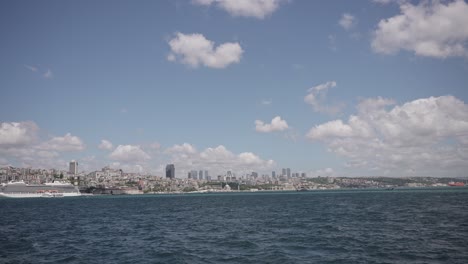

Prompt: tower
[
  {"left": 69, "top": 160, "right": 78, "bottom": 175},
  {"left": 165, "top": 164, "right": 175, "bottom": 179}
]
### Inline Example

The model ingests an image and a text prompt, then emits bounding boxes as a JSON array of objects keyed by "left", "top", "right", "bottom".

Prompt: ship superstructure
[{"left": 0, "top": 181, "right": 81, "bottom": 198}]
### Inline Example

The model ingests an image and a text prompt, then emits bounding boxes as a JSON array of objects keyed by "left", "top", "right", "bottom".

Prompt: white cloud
[
  {"left": 328, "top": 34, "right": 337, "bottom": 51},
  {"left": 193, "top": 0, "right": 284, "bottom": 19},
  {"left": 304, "top": 81, "right": 344, "bottom": 114},
  {"left": 0, "top": 122, "right": 87, "bottom": 170},
  {"left": 0, "top": 121, "right": 38, "bottom": 147},
  {"left": 307, "top": 95, "right": 468, "bottom": 177},
  {"left": 98, "top": 139, "right": 113, "bottom": 150},
  {"left": 372, "top": 0, "right": 468, "bottom": 58},
  {"left": 166, "top": 143, "right": 197, "bottom": 154},
  {"left": 39, "top": 133, "right": 86, "bottom": 151},
  {"left": 309, "top": 168, "right": 335, "bottom": 178},
  {"left": 43, "top": 69, "right": 53, "bottom": 79},
  {"left": 339, "top": 13, "right": 357, "bottom": 30},
  {"left": 260, "top": 99, "right": 272, "bottom": 105},
  {"left": 255, "top": 116, "right": 289, "bottom": 133},
  {"left": 24, "top": 65, "right": 38, "bottom": 72},
  {"left": 166, "top": 144, "right": 275, "bottom": 177},
  {"left": 109, "top": 145, "right": 151, "bottom": 162},
  {"left": 149, "top": 142, "right": 161, "bottom": 150},
  {"left": 372, "top": 0, "right": 394, "bottom": 4},
  {"left": 167, "top": 32, "right": 243, "bottom": 69}
]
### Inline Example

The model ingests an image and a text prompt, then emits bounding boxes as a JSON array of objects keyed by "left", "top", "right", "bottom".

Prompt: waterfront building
[
  {"left": 165, "top": 164, "right": 175, "bottom": 179},
  {"left": 69, "top": 160, "right": 78, "bottom": 175}
]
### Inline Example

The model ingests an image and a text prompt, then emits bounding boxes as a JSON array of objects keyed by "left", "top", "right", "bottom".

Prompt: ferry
[{"left": 0, "top": 180, "right": 81, "bottom": 198}]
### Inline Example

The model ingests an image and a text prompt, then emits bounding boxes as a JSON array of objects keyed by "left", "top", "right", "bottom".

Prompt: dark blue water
[{"left": 1, "top": 189, "right": 468, "bottom": 263}]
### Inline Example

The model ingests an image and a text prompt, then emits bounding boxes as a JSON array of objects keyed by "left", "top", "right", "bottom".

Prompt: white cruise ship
[{"left": 0, "top": 180, "right": 82, "bottom": 198}]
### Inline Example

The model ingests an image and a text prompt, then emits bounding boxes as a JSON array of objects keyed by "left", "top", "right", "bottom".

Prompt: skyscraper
[
  {"left": 199, "top": 170, "right": 203, "bottom": 180},
  {"left": 272, "top": 171, "right": 276, "bottom": 178},
  {"left": 282, "top": 168, "right": 286, "bottom": 176},
  {"left": 191, "top": 170, "right": 198, "bottom": 180},
  {"left": 69, "top": 160, "right": 78, "bottom": 175},
  {"left": 165, "top": 164, "right": 175, "bottom": 179},
  {"left": 287, "top": 168, "right": 291, "bottom": 178}
]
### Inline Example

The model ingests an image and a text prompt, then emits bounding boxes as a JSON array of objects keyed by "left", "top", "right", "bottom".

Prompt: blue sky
[{"left": 1, "top": 0, "right": 468, "bottom": 177}]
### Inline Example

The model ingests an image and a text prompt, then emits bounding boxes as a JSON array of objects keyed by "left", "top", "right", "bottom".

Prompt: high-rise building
[
  {"left": 301, "top": 172, "right": 306, "bottom": 178},
  {"left": 272, "top": 171, "right": 276, "bottom": 178},
  {"left": 199, "top": 170, "right": 203, "bottom": 180},
  {"left": 287, "top": 168, "right": 291, "bottom": 178},
  {"left": 204, "top": 170, "right": 209, "bottom": 178},
  {"left": 69, "top": 160, "right": 78, "bottom": 175},
  {"left": 191, "top": 170, "right": 197, "bottom": 180},
  {"left": 282, "top": 168, "right": 286, "bottom": 176},
  {"left": 165, "top": 164, "right": 175, "bottom": 179}
]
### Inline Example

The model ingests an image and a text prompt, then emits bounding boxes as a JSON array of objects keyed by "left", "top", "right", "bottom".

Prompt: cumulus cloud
[
  {"left": 372, "top": 0, "right": 468, "bottom": 58},
  {"left": 0, "top": 121, "right": 38, "bottom": 147},
  {"left": 193, "top": 0, "right": 284, "bottom": 19},
  {"left": 304, "top": 81, "right": 344, "bottom": 115},
  {"left": 166, "top": 144, "right": 275, "bottom": 177},
  {"left": 309, "top": 168, "right": 335, "bottom": 178},
  {"left": 166, "top": 143, "right": 197, "bottom": 154},
  {"left": 167, "top": 32, "right": 243, "bottom": 69},
  {"left": 255, "top": 116, "right": 289, "bottom": 133},
  {"left": 98, "top": 139, "right": 113, "bottom": 150},
  {"left": 307, "top": 95, "right": 468, "bottom": 177},
  {"left": 109, "top": 145, "right": 151, "bottom": 162},
  {"left": 339, "top": 13, "right": 357, "bottom": 30},
  {"left": 149, "top": 142, "right": 161, "bottom": 150},
  {"left": 0, "top": 122, "right": 86, "bottom": 170},
  {"left": 39, "top": 133, "right": 85, "bottom": 151}
]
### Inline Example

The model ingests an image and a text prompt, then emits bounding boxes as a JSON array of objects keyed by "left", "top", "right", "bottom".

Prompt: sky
[{"left": 1, "top": 0, "right": 468, "bottom": 178}]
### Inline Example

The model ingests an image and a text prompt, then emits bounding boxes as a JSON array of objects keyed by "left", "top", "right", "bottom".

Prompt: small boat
[{"left": 448, "top": 182, "right": 465, "bottom": 187}]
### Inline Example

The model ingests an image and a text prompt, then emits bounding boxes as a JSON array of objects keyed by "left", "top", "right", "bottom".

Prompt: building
[
  {"left": 282, "top": 168, "right": 286, "bottom": 176},
  {"left": 190, "top": 170, "right": 197, "bottom": 180},
  {"left": 301, "top": 172, "right": 306, "bottom": 178},
  {"left": 69, "top": 160, "right": 78, "bottom": 175},
  {"left": 251, "top": 172, "right": 258, "bottom": 179},
  {"left": 286, "top": 168, "right": 291, "bottom": 178},
  {"left": 199, "top": 170, "right": 203, "bottom": 180},
  {"left": 165, "top": 164, "right": 175, "bottom": 179},
  {"left": 272, "top": 171, "right": 276, "bottom": 178}
]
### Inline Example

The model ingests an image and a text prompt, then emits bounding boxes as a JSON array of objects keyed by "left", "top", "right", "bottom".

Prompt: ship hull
[{"left": 0, "top": 192, "right": 81, "bottom": 198}]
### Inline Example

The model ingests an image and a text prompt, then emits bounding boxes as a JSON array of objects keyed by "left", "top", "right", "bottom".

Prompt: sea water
[{"left": 1, "top": 188, "right": 467, "bottom": 263}]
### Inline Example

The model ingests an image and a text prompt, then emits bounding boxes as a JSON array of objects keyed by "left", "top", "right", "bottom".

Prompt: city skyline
[{"left": 1, "top": 0, "right": 468, "bottom": 178}]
